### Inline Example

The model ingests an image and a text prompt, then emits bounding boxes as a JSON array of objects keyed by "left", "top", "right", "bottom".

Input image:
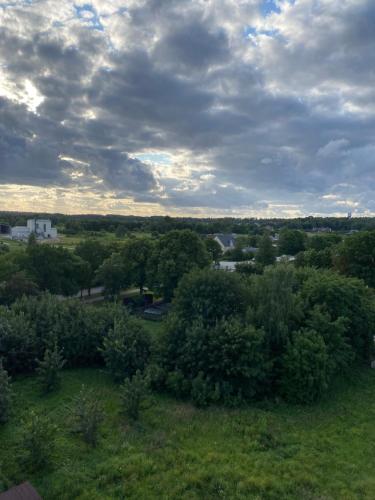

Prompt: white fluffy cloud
[{"left": 0, "top": 0, "right": 374, "bottom": 216}]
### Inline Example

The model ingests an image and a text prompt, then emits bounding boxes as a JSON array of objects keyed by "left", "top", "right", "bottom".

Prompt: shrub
[
  {"left": 19, "top": 411, "right": 57, "bottom": 471},
  {"left": 280, "top": 329, "right": 329, "bottom": 404},
  {"left": 0, "top": 359, "right": 12, "bottom": 424},
  {"left": 68, "top": 386, "right": 104, "bottom": 447},
  {"left": 120, "top": 370, "right": 151, "bottom": 420},
  {"left": 101, "top": 317, "right": 151, "bottom": 382},
  {"left": 165, "top": 319, "right": 269, "bottom": 405},
  {"left": 36, "top": 343, "right": 66, "bottom": 394}
]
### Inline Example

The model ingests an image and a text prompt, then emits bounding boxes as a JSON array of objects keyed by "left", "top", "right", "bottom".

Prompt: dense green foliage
[
  {"left": 255, "top": 234, "right": 275, "bottom": 266},
  {"left": 147, "top": 230, "right": 210, "bottom": 300},
  {"left": 101, "top": 318, "right": 151, "bottom": 382},
  {"left": 0, "top": 294, "right": 142, "bottom": 375},
  {"left": 0, "top": 359, "right": 12, "bottom": 424},
  {"left": 278, "top": 229, "right": 306, "bottom": 255},
  {"left": 334, "top": 231, "right": 375, "bottom": 287},
  {"left": 160, "top": 266, "right": 375, "bottom": 405}
]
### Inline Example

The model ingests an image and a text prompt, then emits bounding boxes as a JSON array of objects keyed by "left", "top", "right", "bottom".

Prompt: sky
[{"left": 0, "top": 0, "right": 374, "bottom": 218}]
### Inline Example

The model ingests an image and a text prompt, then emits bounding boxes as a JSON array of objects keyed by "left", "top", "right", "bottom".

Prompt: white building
[{"left": 11, "top": 219, "right": 58, "bottom": 240}]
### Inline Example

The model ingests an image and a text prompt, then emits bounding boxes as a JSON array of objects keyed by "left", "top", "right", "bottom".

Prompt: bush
[
  {"left": 165, "top": 318, "right": 269, "bottom": 405},
  {"left": 101, "top": 317, "right": 151, "bottom": 382},
  {"left": 19, "top": 411, "right": 57, "bottom": 471},
  {"left": 280, "top": 329, "right": 329, "bottom": 404},
  {"left": 36, "top": 343, "right": 66, "bottom": 394},
  {"left": 0, "top": 359, "right": 12, "bottom": 424},
  {"left": 120, "top": 370, "right": 151, "bottom": 420},
  {"left": 68, "top": 386, "right": 104, "bottom": 447}
]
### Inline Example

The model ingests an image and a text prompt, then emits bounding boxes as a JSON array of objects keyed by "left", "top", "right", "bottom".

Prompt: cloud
[{"left": 0, "top": 0, "right": 374, "bottom": 216}]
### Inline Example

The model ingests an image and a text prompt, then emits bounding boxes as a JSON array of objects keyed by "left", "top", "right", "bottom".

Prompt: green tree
[
  {"left": 171, "top": 268, "right": 248, "bottom": 327},
  {"left": 68, "top": 386, "right": 104, "bottom": 447},
  {"left": 0, "top": 359, "right": 12, "bottom": 424},
  {"left": 334, "top": 231, "right": 375, "bottom": 288},
  {"left": 165, "top": 318, "right": 269, "bottom": 405},
  {"left": 121, "top": 238, "right": 154, "bottom": 294},
  {"left": 96, "top": 253, "right": 129, "bottom": 300},
  {"left": 280, "top": 329, "right": 329, "bottom": 403},
  {"left": 101, "top": 317, "right": 151, "bottom": 382},
  {"left": 36, "top": 343, "right": 66, "bottom": 394},
  {"left": 308, "top": 234, "right": 341, "bottom": 251},
  {"left": 204, "top": 238, "right": 223, "bottom": 263},
  {"left": 278, "top": 229, "right": 306, "bottom": 255},
  {"left": 0, "top": 271, "right": 39, "bottom": 305},
  {"left": 147, "top": 230, "right": 210, "bottom": 301},
  {"left": 248, "top": 265, "right": 303, "bottom": 357},
  {"left": 255, "top": 234, "right": 275, "bottom": 266},
  {"left": 75, "top": 239, "right": 111, "bottom": 295},
  {"left": 120, "top": 370, "right": 150, "bottom": 420},
  {"left": 20, "top": 411, "right": 57, "bottom": 471},
  {"left": 25, "top": 245, "right": 86, "bottom": 296}
]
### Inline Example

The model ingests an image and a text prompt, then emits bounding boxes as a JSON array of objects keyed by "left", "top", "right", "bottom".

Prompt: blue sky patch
[
  {"left": 74, "top": 3, "right": 103, "bottom": 30},
  {"left": 260, "top": 0, "right": 281, "bottom": 17}
]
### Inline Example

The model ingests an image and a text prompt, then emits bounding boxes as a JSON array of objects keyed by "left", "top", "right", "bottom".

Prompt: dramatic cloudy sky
[{"left": 1, "top": 0, "right": 374, "bottom": 217}]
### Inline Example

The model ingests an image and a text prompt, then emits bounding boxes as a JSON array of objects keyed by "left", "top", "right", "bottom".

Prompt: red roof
[{"left": 0, "top": 482, "right": 42, "bottom": 500}]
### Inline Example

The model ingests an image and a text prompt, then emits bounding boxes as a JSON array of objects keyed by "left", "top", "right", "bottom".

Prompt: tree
[
  {"left": 68, "top": 386, "right": 104, "bottom": 447},
  {"left": 278, "top": 229, "right": 306, "bottom": 256},
  {"left": 301, "top": 269, "right": 375, "bottom": 361},
  {"left": 147, "top": 230, "right": 210, "bottom": 301},
  {"left": 280, "top": 329, "right": 329, "bottom": 403},
  {"left": 255, "top": 234, "right": 275, "bottom": 266},
  {"left": 0, "top": 359, "right": 12, "bottom": 424},
  {"left": 96, "top": 253, "right": 129, "bottom": 300},
  {"left": 308, "top": 234, "right": 341, "bottom": 251},
  {"left": 75, "top": 239, "right": 111, "bottom": 295},
  {"left": 204, "top": 238, "right": 223, "bottom": 263},
  {"left": 164, "top": 318, "right": 269, "bottom": 405},
  {"left": 25, "top": 245, "right": 87, "bottom": 296},
  {"left": 36, "top": 343, "right": 66, "bottom": 394},
  {"left": 171, "top": 268, "right": 248, "bottom": 327},
  {"left": 20, "top": 411, "right": 57, "bottom": 471},
  {"left": 334, "top": 231, "right": 375, "bottom": 288},
  {"left": 0, "top": 271, "right": 39, "bottom": 305},
  {"left": 101, "top": 317, "right": 151, "bottom": 382},
  {"left": 120, "top": 370, "right": 150, "bottom": 420},
  {"left": 247, "top": 265, "right": 304, "bottom": 377},
  {"left": 121, "top": 238, "right": 154, "bottom": 294}
]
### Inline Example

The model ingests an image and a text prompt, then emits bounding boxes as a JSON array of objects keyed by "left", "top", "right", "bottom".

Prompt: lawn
[{"left": 1, "top": 367, "right": 375, "bottom": 499}]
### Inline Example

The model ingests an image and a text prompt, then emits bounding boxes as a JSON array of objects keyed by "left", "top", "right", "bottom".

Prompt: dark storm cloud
[{"left": 0, "top": 0, "right": 375, "bottom": 214}]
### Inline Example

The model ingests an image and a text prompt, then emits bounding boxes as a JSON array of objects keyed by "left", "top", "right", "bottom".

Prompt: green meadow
[{"left": 1, "top": 367, "right": 375, "bottom": 499}]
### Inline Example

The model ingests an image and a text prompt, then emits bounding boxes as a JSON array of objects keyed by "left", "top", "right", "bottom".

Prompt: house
[
  {"left": 312, "top": 227, "right": 332, "bottom": 233},
  {"left": 0, "top": 482, "right": 42, "bottom": 500},
  {"left": 242, "top": 246, "right": 258, "bottom": 254},
  {"left": 214, "top": 260, "right": 254, "bottom": 272},
  {"left": 213, "top": 234, "right": 236, "bottom": 253},
  {"left": 276, "top": 255, "right": 296, "bottom": 263},
  {"left": 10, "top": 219, "right": 58, "bottom": 240}
]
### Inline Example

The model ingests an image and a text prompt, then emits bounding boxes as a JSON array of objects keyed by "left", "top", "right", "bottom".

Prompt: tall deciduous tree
[
  {"left": 121, "top": 238, "right": 154, "bottom": 294},
  {"left": 147, "top": 230, "right": 210, "bottom": 301},
  {"left": 255, "top": 234, "right": 276, "bottom": 266},
  {"left": 334, "top": 231, "right": 375, "bottom": 288}
]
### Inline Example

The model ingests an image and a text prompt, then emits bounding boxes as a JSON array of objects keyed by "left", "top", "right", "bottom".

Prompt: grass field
[{"left": 1, "top": 367, "right": 375, "bottom": 499}]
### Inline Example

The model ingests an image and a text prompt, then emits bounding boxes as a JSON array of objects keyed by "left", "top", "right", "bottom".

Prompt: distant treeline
[{"left": 1, "top": 212, "right": 375, "bottom": 235}]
